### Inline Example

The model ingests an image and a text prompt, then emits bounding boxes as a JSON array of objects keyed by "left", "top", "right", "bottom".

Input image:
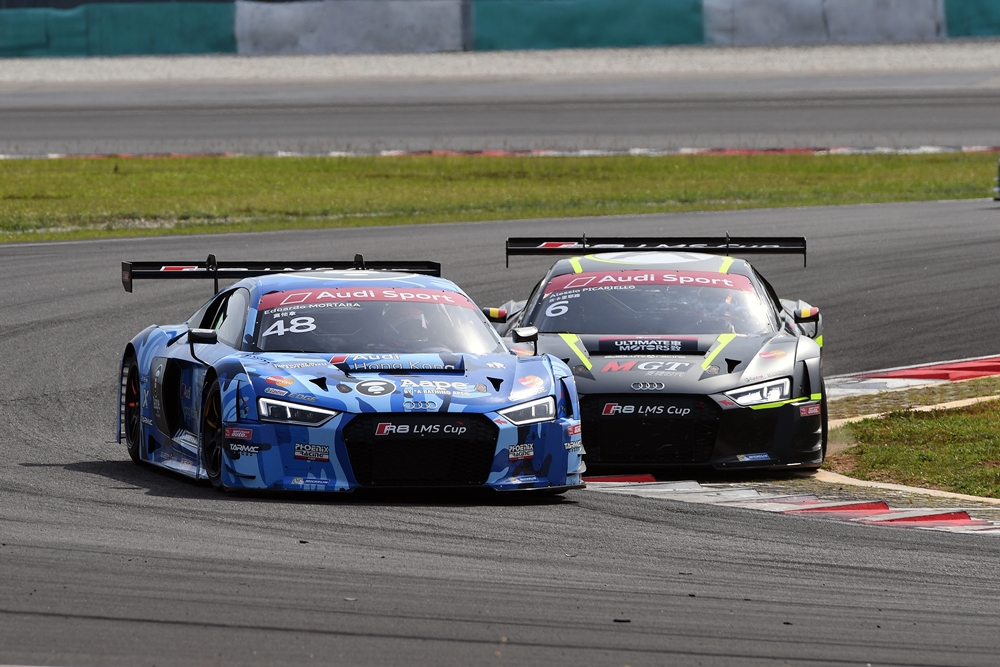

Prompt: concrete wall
[
  {"left": 704, "top": 0, "right": 946, "bottom": 45},
  {"left": 0, "top": 2, "right": 234, "bottom": 57},
  {"left": 2, "top": 0, "right": 1000, "bottom": 58},
  {"left": 234, "top": 0, "right": 463, "bottom": 55}
]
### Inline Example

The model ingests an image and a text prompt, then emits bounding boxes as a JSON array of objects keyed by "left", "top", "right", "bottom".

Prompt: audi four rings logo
[
  {"left": 631, "top": 382, "right": 666, "bottom": 390},
  {"left": 404, "top": 401, "right": 438, "bottom": 410}
]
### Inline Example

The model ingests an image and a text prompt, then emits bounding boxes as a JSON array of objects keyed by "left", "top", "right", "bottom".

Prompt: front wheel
[
  {"left": 122, "top": 359, "right": 142, "bottom": 464},
  {"left": 201, "top": 379, "right": 227, "bottom": 491}
]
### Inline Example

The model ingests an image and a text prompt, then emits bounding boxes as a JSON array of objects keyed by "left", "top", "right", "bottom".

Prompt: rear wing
[
  {"left": 506, "top": 234, "right": 807, "bottom": 267},
  {"left": 122, "top": 254, "right": 442, "bottom": 293}
]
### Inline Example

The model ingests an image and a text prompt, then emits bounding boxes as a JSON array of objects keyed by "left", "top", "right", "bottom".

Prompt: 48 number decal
[{"left": 262, "top": 317, "right": 317, "bottom": 337}]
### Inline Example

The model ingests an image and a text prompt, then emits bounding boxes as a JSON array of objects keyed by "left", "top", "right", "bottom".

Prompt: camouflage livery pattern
[{"left": 118, "top": 271, "right": 584, "bottom": 492}]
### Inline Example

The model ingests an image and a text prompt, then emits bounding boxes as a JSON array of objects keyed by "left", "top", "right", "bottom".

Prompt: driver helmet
[{"left": 384, "top": 304, "right": 430, "bottom": 342}]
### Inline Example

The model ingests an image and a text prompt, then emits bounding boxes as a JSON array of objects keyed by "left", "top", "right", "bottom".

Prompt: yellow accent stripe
[
  {"left": 558, "top": 333, "right": 592, "bottom": 370},
  {"left": 815, "top": 335, "right": 823, "bottom": 348},
  {"left": 569, "top": 257, "right": 584, "bottom": 274},
  {"left": 701, "top": 333, "right": 737, "bottom": 370},
  {"left": 718, "top": 257, "right": 734, "bottom": 273},
  {"left": 749, "top": 395, "right": 823, "bottom": 411}
]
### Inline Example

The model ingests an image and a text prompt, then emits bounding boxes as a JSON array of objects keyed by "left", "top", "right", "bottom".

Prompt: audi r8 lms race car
[
  {"left": 498, "top": 236, "right": 824, "bottom": 471},
  {"left": 117, "top": 255, "right": 584, "bottom": 493}
]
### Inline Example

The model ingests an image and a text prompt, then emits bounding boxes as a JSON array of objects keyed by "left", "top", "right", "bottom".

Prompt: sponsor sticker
[
  {"left": 225, "top": 427, "right": 253, "bottom": 439},
  {"left": 266, "top": 376, "right": 295, "bottom": 387},
  {"left": 564, "top": 441, "right": 583, "bottom": 451},
  {"left": 799, "top": 404, "right": 822, "bottom": 417},
  {"left": 292, "top": 477, "right": 330, "bottom": 486},
  {"left": 737, "top": 453, "right": 771, "bottom": 462},
  {"left": 259, "top": 288, "right": 477, "bottom": 312},
  {"left": 508, "top": 443, "right": 534, "bottom": 460},
  {"left": 568, "top": 423, "right": 582, "bottom": 436},
  {"left": 227, "top": 442, "right": 261, "bottom": 456},
  {"left": 140, "top": 416, "right": 153, "bottom": 426},
  {"left": 264, "top": 387, "right": 289, "bottom": 397},
  {"left": 599, "top": 337, "right": 698, "bottom": 354},
  {"left": 354, "top": 380, "right": 396, "bottom": 396},
  {"left": 602, "top": 403, "right": 690, "bottom": 416},
  {"left": 759, "top": 350, "right": 787, "bottom": 359},
  {"left": 272, "top": 361, "right": 327, "bottom": 370},
  {"left": 294, "top": 443, "right": 330, "bottom": 462},
  {"left": 543, "top": 270, "right": 754, "bottom": 296}
]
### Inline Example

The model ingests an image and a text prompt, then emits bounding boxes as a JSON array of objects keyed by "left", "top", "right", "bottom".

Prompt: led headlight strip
[
  {"left": 498, "top": 396, "right": 556, "bottom": 425},
  {"left": 258, "top": 397, "right": 340, "bottom": 427}
]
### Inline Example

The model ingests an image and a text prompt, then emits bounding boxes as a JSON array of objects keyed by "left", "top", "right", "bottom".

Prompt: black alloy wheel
[
  {"left": 123, "top": 360, "right": 142, "bottom": 463},
  {"left": 201, "top": 380, "right": 227, "bottom": 491}
]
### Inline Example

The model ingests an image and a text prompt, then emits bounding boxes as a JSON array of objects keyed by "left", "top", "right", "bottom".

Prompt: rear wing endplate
[
  {"left": 506, "top": 234, "right": 807, "bottom": 267},
  {"left": 122, "top": 254, "right": 442, "bottom": 293}
]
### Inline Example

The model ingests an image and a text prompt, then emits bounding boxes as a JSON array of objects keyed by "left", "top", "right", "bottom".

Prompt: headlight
[
  {"left": 498, "top": 396, "right": 556, "bottom": 425},
  {"left": 257, "top": 397, "right": 340, "bottom": 427},
  {"left": 724, "top": 378, "right": 791, "bottom": 406}
]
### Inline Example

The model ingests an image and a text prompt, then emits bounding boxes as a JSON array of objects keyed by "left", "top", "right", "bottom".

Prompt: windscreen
[
  {"left": 253, "top": 286, "right": 504, "bottom": 355},
  {"left": 529, "top": 270, "right": 775, "bottom": 335}
]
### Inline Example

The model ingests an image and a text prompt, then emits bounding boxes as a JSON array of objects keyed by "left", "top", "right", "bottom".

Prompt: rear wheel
[
  {"left": 201, "top": 380, "right": 227, "bottom": 491},
  {"left": 123, "top": 359, "right": 142, "bottom": 463}
]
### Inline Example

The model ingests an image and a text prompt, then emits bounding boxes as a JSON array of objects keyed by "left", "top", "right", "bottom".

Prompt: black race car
[{"left": 498, "top": 236, "right": 825, "bottom": 471}]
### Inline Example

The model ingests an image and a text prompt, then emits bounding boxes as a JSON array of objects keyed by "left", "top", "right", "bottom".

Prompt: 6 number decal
[
  {"left": 262, "top": 316, "right": 317, "bottom": 337},
  {"left": 545, "top": 300, "right": 570, "bottom": 318}
]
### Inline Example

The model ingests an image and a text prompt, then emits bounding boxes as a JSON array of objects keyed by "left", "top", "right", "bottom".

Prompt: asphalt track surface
[
  {"left": 4, "top": 200, "right": 1000, "bottom": 666},
  {"left": 3, "top": 69, "right": 1000, "bottom": 154}
]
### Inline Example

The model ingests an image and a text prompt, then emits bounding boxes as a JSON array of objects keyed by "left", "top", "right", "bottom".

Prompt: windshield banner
[{"left": 543, "top": 270, "right": 754, "bottom": 296}]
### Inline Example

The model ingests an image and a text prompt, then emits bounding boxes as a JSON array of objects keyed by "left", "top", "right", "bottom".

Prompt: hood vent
[
  {"left": 309, "top": 377, "right": 328, "bottom": 392},
  {"left": 725, "top": 358, "right": 742, "bottom": 374},
  {"left": 487, "top": 377, "right": 504, "bottom": 392}
]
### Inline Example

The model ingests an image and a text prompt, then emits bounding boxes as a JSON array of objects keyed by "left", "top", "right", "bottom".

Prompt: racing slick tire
[
  {"left": 123, "top": 358, "right": 142, "bottom": 464},
  {"left": 201, "top": 379, "right": 227, "bottom": 491}
]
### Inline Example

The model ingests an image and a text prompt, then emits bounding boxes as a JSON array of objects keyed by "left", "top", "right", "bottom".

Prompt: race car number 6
[
  {"left": 545, "top": 300, "right": 569, "bottom": 317},
  {"left": 262, "top": 316, "right": 316, "bottom": 337}
]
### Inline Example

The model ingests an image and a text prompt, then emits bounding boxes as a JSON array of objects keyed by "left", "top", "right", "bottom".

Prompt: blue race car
[{"left": 117, "top": 255, "right": 584, "bottom": 493}]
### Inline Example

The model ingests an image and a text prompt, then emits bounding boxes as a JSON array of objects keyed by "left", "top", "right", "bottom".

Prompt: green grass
[
  {"left": 828, "top": 400, "right": 1000, "bottom": 498},
  {"left": 0, "top": 152, "right": 995, "bottom": 241},
  {"left": 827, "top": 375, "right": 1000, "bottom": 421}
]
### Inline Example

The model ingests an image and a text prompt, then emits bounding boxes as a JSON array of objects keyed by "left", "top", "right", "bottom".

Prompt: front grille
[
  {"left": 581, "top": 395, "right": 721, "bottom": 465},
  {"left": 342, "top": 414, "right": 499, "bottom": 487}
]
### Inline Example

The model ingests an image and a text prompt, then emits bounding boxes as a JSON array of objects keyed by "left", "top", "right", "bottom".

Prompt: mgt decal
[
  {"left": 601, "top": 360, "right": 693, "bottom": 373},
  {"left": 225, "top": 427, "right": 253, "bottom": 439},
  {"left": 508, "top": 443, "right": 534, "bottom": 461},
  {"left": 599, "top": 336, "right": 698, "bottom": 354},
  {"left": 264, "top": 387, "right": 289, "bottom": 397},
  {"left": 602, "top": 403, "right": 691, "bottom": 416},
  {"left": 375, "top": 422, "right": 469, "bottom": 437},
  {"left": 737, "top": 453, "right": 771, "bottom": 462},
  {"left": 354, "top": 379, "right": 396, "bottom": 396},
  {"left": 543, "top": 270, "right": 754, "bottom": 296},
  {"left": 759, "top": 350, "right": 787, "bottom": 359},
  {"left": 799, "top": 404, "right": 822, "bottom": 417},
  {"left": 294, "top": 443, "right": 330, "bottom": 462},
  {"left": 266, "top": 376, "right": 295, "bottom": 387}
]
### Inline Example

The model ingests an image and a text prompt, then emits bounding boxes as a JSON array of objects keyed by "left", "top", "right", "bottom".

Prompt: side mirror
[
  {"left": 188, "top": 328, "right": 219, "bottom": 345},
  {"left": 511, "top": 326, "right": 538, "bottom": 344},
  {"left": 188, "top": 328, "right": 218, "bottom": 365},
  {"left": 482, "top": 307, "right": 508, "bottom": 323},
  {"left": 793, "top": 306, "right": 820, "bottom": 324}
]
